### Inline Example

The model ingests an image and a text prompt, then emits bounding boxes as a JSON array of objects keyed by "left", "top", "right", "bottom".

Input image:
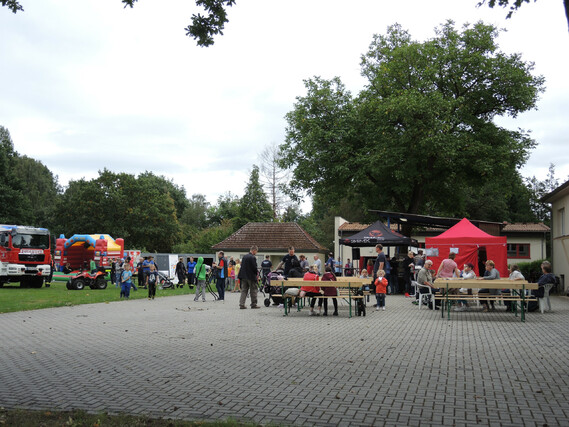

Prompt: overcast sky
[{"left": 1, "top": 0, "right": 568, "bottom": 212}]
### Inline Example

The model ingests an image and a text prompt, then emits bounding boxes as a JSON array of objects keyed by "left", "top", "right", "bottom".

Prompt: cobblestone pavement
[{"left": 1, "top": 290, "right": 568, "bottom": 426}]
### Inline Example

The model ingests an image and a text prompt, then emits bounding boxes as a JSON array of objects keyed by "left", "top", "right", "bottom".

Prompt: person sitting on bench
[
  {"left": 318, "top": 266, "right": 338, "bottom": 316},
  {"left": 300, "top": 265, "right": 323, "bottom": 316},
  {"left": 477, "top": 260, "right": 500, "bottom": 312}
]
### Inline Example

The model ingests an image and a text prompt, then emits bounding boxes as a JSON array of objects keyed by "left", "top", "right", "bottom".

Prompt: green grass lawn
[{"left": 0, "top": 279, "right": 197, "bottom": 314}]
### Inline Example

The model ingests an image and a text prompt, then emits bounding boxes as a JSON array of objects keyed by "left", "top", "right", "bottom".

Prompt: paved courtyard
[{"left": 1, "top": 290, "right": 568, "bottom": 426}]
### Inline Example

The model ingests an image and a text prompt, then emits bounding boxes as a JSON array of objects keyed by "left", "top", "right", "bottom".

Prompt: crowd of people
[
  {"left": 412, "top": 251, "right": 556, "bottom": 313},
  {"left": 102, "top": 243, "right": 556, "bottom": 315}
]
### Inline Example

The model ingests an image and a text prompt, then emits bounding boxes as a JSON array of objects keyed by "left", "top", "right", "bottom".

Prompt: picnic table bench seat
[{"left": 271, "top": 278, "right": 369, "bottom": 317}]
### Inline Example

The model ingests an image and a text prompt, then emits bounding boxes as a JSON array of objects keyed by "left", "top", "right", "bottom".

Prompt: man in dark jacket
[
  {"left": 175, "top": 257, "right": 186, "bottom": 288},
  {"left": 238, "top": 246, "right": 260, "bottom": 309},
  {"left": 260, "top": 255, "right": 272, "bottom": 280},
  {"left": 278, "top": 246, "right": 299, "bottom": 278}
]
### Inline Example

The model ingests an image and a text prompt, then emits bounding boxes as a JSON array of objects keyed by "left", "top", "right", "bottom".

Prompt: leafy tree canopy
[
  {"left": 53, "top": 169, "right": 182, "bottom": 252},
  {"left": 478, "top": 0, "right": 569, "bottom": 31},
  {"left": 0, "top": 126, "right": 32, "bottom": 224},
  {"left": 207, "top": 192, "right": 240, "bottom": 228},
  {"left": 526, "top": 163, "right": 562, "bottom": 225},
  {"left": 280, "top": 21, "right": 545, "bottom": 225},
  {"left": 2, "top": 0, "right": 235, "bottom": 47},
  {"left": 12, "top": 155, "right": 61, "bottom": 229},
  {"left": 236, "top": 165, "right": 274, "bottom": 228}
]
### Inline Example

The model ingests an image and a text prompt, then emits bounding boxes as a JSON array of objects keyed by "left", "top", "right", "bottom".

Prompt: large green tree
[
  {"left": 236, "top": 165, "right": 273, "bottom": 228},
  {"left": 1, "top": 0, "right": 235, "bottom": 46},
  {"left": 12, "top": 155, "right": 60, "bottom": 228},
  {"left": 207, "top": 192, "right": 240, "bottom": 228},
  {"left": 53, "top": 169, "right": 182, "bottom": 252},
  {"left": 280, "top": 21, "right": 544, "bottom": 227},
  {"left": 0, "top": 126, "right": 32, "bottom": 224},
  {"left": 526, "top": 164, "right": 562, "bottom": 225}
]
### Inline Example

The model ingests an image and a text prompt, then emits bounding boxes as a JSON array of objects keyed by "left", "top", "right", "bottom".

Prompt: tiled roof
[
  {"left": 502, "top": 222, "right": 550, "bottom": 233},
  {"left": 338, "top": 222, "right": 369, "bottom": 232},
  {"left": 340, "top": 220, "right": 550, "bottom": 235},
  {"left": 212, "top": 222, "right": 328, "bottom": 252},
  {"left": 339, "top": 222, "right": 400, "bottom": 232}
]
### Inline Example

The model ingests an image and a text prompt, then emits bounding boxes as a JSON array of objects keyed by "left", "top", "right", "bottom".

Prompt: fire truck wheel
[
  {"left": 74, "top": 279, "right": 85, "bottom": 290},
  {"left": 30, "top": 277, "right": 43, "bottom": 288}
]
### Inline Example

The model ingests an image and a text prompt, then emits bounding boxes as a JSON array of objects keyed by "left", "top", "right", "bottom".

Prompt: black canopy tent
[
  {"left": 339, "top": 220, "right": 418, "bottom": 247},
  {"left": 338, "top": 221, "right": 418, "bottom": 277}
]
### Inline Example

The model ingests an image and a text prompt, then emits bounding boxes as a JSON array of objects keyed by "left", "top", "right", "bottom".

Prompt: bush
[{"left": 516, "top": 259, "right": 548, "bottom": 283}]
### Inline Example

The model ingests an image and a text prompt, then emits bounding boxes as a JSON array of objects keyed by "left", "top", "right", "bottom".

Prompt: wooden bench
[
  {"left": 271, "top": 278, "right": 369, "bottom": 317},
  {"left": 432, "top": 279, "right": 538, "bottom": 322}
]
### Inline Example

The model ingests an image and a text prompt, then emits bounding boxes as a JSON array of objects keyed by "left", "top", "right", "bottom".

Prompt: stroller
[
  {"left": 263, "top": 270, "right": 286, "bottom": 307},
  {"left": 157, "top": 271, "right": 176, "bottom": 290}
]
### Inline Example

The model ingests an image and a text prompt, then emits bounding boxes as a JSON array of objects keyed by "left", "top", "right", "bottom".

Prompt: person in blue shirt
[
  {"left": 334, "top": 258, "right": 342, "bottom": 277},
  {"left": 120, "top": 263, "right": 135, "bottom": 299},
  {"left": 325, "top": 253, "right": 335, "bottom": 272},
  {"left": 187, "top": 256, "right": 197, "bottom": 286},
  {"left": 142, "top": 256, "right": 150, "bottom": 288},
  {"left": 215, "top": 251, "right": 228, "bottom": 301}
]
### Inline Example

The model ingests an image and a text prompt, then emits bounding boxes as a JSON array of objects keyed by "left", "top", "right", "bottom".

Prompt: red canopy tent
[{"left": 424, "top": 218, "right": 507, "bottom": 276}]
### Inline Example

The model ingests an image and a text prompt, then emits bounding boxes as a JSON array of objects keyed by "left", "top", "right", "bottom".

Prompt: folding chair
[{"left": 416, "top": 282, "right": 435, "bottom": 310}]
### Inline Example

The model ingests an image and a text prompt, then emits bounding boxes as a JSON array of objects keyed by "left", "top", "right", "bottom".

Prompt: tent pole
[{"left": 387, "top": 216, "right": 391, "bottom": 256}]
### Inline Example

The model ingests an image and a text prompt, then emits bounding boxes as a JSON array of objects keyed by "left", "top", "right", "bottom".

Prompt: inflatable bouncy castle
[{"left": 53, "top": 234, "right": 124, "bottom": 270}]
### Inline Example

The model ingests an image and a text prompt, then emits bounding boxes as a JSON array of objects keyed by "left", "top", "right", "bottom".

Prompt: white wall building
[{"left": 543, "top": 180, "right": 569, "bottom": 293}]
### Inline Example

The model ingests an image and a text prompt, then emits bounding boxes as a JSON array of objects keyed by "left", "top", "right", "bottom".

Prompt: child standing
[
  {"left": 228, "top": 262, "right": 235, "bottom": 292},
  {"left": 233, "top": 259, "right": 241, "bottom": 292},
  {"left": 375, "top": 269, "right": 388, "bottom": 311},
  {"left": 120, "top": 263, "right": 134, "bottom": 299},
  {"left": 146, "top": 263, "right": 158, "bottom": 300}
]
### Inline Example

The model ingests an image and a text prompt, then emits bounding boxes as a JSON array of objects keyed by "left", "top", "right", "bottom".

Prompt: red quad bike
[{"left": 67, "top": 270, "right": 108, "bottom": 290}]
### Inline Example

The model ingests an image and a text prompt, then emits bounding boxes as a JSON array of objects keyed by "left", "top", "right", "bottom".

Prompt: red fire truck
[{"left": 0, "top": 224, "right": 51, "bottom": 288}]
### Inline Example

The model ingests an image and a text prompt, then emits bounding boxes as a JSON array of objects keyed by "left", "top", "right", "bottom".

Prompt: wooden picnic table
[
  {"left": 433, "top": 278, "right": 538, "bottom": 322},
  {"left": 271, "top": 277, "right": 370, "bottom": 317}
]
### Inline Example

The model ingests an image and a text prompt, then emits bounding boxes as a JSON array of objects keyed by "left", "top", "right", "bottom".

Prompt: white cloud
[{"left": 1, "top": 0, "right": 568, "bottom": 208}]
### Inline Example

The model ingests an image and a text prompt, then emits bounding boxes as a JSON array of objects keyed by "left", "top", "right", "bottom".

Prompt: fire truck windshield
[{"left": 12, "top": 233, "right": 50, "bottom": 249}]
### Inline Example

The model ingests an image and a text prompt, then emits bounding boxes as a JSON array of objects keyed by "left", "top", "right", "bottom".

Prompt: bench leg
[{"left": 521, "top": 287, "right": 526, "bottom": 322}]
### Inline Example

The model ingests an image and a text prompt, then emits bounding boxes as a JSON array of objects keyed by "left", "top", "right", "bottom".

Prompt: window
[
  {"left": 507, "top": 243, "right": 530, "bottom": 259},
  {"left": 11, "top": 233, "right": 50, "bottom": 249},
  {"left": 559, "top": 207, "right": 566, "bottom": 237}
]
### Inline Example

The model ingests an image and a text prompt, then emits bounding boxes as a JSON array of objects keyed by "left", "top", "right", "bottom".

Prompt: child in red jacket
[
  {"left": 375, "top": 269, "right": 388, "bottom": 311},
  {"left": 300, "top": 266, "right": 322, "bottom": 316}
]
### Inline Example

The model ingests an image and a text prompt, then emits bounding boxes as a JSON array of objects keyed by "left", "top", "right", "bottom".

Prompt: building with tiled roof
[
  {"left": 502, "top": 222, "right": 550, "bottom": 233},
  {"left": 212, "top": 222, "right": 328, "bottom": 268},
  {"left": 542, "top": 179, "right": 569, "bottom": 294},
  {"left": 338, "top": 222, "right": 369, "bottom": 232},
  {"left": 335, "top": 216, "right": 550, "bottom": 274}
]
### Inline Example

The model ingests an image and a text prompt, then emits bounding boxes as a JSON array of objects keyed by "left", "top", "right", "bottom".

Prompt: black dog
[{"left": 355, "top": 288, "right": 366, "bottom": 316}]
